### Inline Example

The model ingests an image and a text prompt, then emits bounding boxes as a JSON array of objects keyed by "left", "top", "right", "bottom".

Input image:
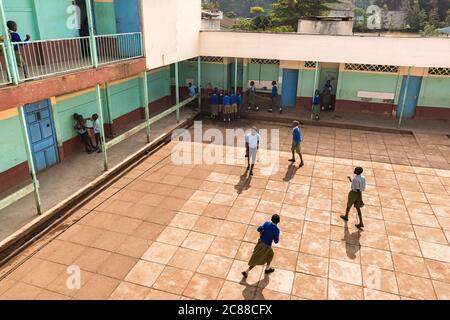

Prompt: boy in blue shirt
[
  {"left": 210, "top": 88, "right": 219, "bottom": 119},
  {"left": 236, "top": 92, "right": 242, "bottom": 119},
  {"left": 218, "top": 90, "right": 224, "bottom": 118},
  {"left": 312, "top": 90, "right": 321, "bottom": 120},
  {"left": 242, "top": 214, "right": 280, "bottom": 278},
  {"left": 268, "top": 81, "right": 281, "bottom": 114},
  {"left": 7, "top": 20, "right": 30, "bottom": 78},
  {"left": 223, "top": 92, "right": 231, "bottom": 122},
  {"left": 230, "top": 91, "right": 238, "bottom": 120},
  {"left": 289, "top": 121, "right": 304, "bottom": 167}
]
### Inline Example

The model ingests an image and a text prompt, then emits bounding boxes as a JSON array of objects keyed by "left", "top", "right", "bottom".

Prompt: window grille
[
  {"left": 344, "top": 63, "right": 398, "bottom": 73},
  {"left": 428, "top": 67, "right": 450, "bottom": 76},
  {"left": 304, "top": 61, "right": 317, "bottom": 68},
  {"left": 187, "top": 56, "right": 224, "bottom": 63},
  {"left": 250, "top": 59, "right": 280, "bottom": 65}
]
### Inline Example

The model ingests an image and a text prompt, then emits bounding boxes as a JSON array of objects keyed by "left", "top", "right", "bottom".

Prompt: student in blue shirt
[
  {"left": 188, "top": 82, "right": 197, "bottom": 97},
  {"left": 230, "top": 91, "right": 238, "bottom": 120},
  {"left": 236, "top": 92, "right": 242, "bottom": 119},
  {"left": 218, "top": 90, "right": 224, "bottom": 117},
  {"left": 210, "top": 88, "right": 219, "bottom": 119},
  {"left": 289, "top": 121, "right": 304, "bottom": 167},
  {"left": 223, "top": 92, "right": 231, "bottom": 122},
  {"left": 312, "top": 90, "right": 321, "bottom": 120},
  {"left": 242, "top": 214, "right": 281, "bottom": 278},
  {"left": 7, "top": 20, "right": 30, "bottom": 78},
  {"left": 268, "top": 81, "right": 281, "bottom": 114}
]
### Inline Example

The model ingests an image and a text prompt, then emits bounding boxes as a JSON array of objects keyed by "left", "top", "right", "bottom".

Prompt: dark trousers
[{"left": 80, "top": 132, "right": 93, "bottom": 151}]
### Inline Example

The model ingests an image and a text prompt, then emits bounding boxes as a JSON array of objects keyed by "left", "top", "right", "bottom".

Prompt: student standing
[
  {"left": 218, "top": 90, "right": 224, "bottom": 118},
  {"left": 242, "top": 214, "right": 281, "bottom": 278},
  {"left": 231, "top": 91, "right": 238, "bottom": 120},
  {"left": 188, "top": 82, "right": 198, "bottom": 111},
  {"left": 90, "top": 114, "right": 102, "bottom": 153},
  {"left": 341, "top": 167, "right": 366, "bottom": 230},
  {"left": 268, "top": 81, "right": 281, "bottom": 113},
  {"left": 223, "top": 92, "right": 231, "bottom": 122},
  {"left": 73, "top": 114, "right": 95, "bottom": 154},
  {"left": 312, "top": 90, "right": 321, "bottom": 120},
  {"left": 289, "top": 121, "right": 304, "bottom": 167},
  {"left": 210, "top": 89, "right": 219, "bottom": 119},
  {"left": 245, "top": 127, "right": 260, "bottom": 176},
  {"left": 248, "top": 81, "right": 258, "bottom": 111},
  {"left": 7, "top": 20, "right": 30, "bottom": 78},
  {"left": 236, "top": 91, "right": 242, "bottom": 119}
]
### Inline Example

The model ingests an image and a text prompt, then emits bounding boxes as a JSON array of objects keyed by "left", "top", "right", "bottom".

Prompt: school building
[{"left": 0, "top": 0, "right": 449, "bottom": 199}]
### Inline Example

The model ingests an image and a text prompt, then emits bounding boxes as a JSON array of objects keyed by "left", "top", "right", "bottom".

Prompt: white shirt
[
  {"left": 351, "top": 175, "right": 366, "bottom": 192},
  {"left": 93, "top": 119, "right": 101, "bottom": 134},
  {"left": 246, "top": 132, "right": 260, "bottom": 149}
]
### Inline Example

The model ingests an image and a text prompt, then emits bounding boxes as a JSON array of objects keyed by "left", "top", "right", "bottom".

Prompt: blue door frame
[
  {"left": 24, "top": 100, "right": 58, "bottom": 172},
  {"left": 397, "top": 76, "right": 422, "bottom": 118},
  {"left": 281, "top": 69, "right": 299, "bottom": 108}
]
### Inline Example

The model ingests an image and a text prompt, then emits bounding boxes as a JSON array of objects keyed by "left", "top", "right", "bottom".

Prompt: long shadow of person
[
  {"left": 241, "top": 273, "right": 271, "bottom": 300},
  {"left": 283, "top": 164, "right": 298, "bottom": 182},
  {"left": 235, "top": 172, "right": 252, "bottom": 195},
  {"left": 343, "top": 221, "right": 361, "bottom": 260}
]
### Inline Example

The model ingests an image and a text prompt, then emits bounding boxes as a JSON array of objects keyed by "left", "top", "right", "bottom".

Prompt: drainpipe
[
  {"left": 0, "top": 0, "right": 19, "bottom": 84},
  {"left": 18, "top": 106, "right": 42, "bottom": 215},
  {"left": 398, "top": 67, "right": 411, "bottom": 128},
  {"left": 175, "top": 62, "right": 180, "bottom": 122},
  {"left": 198, "top": 56, "right": 202, "bottom": 109},
  {"left": 141, "top": 71, "right": 151, "bottom": 143},
  {"left": 85, "top": 0, "right": 98, "bottom": 67},
  {"left": 96, "top": 84, "right": 108, "bottom": 171}
]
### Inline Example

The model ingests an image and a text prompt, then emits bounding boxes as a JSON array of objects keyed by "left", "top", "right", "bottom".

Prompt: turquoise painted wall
[
  {"left": 418, "top": 76, "right": 450, "bottom": 108},
  {"left": 298, "top": 69, "right": 316, "bottom": 97},
  {"left": 337, "top": 71, "right": 399, "bottom": 103},
  {"left": 3, "top": 0, "right": 39, "bottom": 40},
  {"left": 202, "top": 63, "right": 227, "bottom": 89},
  {"left": 147, "top": 67, "right": 170, "bottom": 101},
  {"left": 109, "top": 79, "right": 141, "bottom": 119},
  {"left": 34, "top": 0, "right": 79, "bottom": 40},
  {"left": 94, "top": 0, "right": 117, "bottom": 35},
  {"left": 248, "top": 63, "right": 279, "bottom": 83},
  {"left": 0, "top": 115, "right": 27, "bottom": 172}
]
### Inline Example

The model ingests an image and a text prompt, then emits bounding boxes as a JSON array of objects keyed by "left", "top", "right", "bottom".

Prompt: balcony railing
[
  {"left": 0, "top": 43, "right": 11, "bottom": 85},
  {"left": 96, "top": 32, "right": 143, "bottom": 66},
  {"left": 1, "top": 32, "right": 143, "bottom": 84}
]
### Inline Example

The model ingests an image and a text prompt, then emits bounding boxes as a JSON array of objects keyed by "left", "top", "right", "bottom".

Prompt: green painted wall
[
  {"left": 298, "top": 69, "right": 316, "bottom": 97},
  {"left": 248, "top": 63, "right": 279, "bottom": 83},
  {"left": 147, "top": 67, "right": 171, "bottom": 101},
  {"left": 93, "top": 0, "right": 117, "bottom": 35},
  {"left": 319, "top": 67, "right": 339, "bottom": 95},
  {"left": 418, "top": 76, "right": 450, "bottom": 108},
  {"left": 3, "top": 0, "right": 39, "bottom": 40},
  {"left": 337, "top": 71, "right": 399, "bottom": 103},
  {"left": 0, "top": 115, "right": 27, "bottom": 172},
  {"left": 202, "top": 63, "right": 227, "bottom": 89},
  {"left": 34, "top": 0, "right": 79, "bottom": 40},
  {"left": 109, "top": 79, "right": 141, "bottom": 119}
]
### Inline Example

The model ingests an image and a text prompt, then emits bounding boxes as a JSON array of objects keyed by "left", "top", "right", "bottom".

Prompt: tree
[
  {"left": 270, "top": 0, "right": 337, "bottom": 31},
  {"left": 353, "top": 7, "right": 368, "bottom": 31},
  {"left": 225, "top": 11, "right": 237, "bottom": 18}
]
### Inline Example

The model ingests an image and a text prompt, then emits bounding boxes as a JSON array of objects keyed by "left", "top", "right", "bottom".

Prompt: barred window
[
  {"left": 250, "top": 59, "right": 280, "bottom": 65},
  {"left": 428, "top": 67, "right": 450, "bottom": 76},
  {"left": 304, "top": 61, "right": 317, "bottom": 68},
  {"left": 344, "top": 63, "right": 399, "bottom": 73}
]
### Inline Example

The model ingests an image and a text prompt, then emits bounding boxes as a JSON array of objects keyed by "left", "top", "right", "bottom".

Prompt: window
[
  {"left": 428, "top": 67, "right": 450, "bottom": 76},
  {"left": 344, "top": 63, "right": 399, "bottom": 73}
]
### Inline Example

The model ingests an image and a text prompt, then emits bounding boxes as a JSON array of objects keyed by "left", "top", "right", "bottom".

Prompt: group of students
[
  {"left": 209, "top": 88, "right": 243, "bottom": 122},
  {"left": 73, "top": 113, "right": 102, "bottom": 154}
]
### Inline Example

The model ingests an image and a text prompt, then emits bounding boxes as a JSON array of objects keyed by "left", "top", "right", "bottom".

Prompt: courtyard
[{"left": 0, "top": 119, "right": 449, "bottom": 300}]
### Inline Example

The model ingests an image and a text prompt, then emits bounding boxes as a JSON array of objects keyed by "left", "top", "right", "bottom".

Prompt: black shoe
[
  {"left": 250, "top": 171, "right": 254, "bottom": 176},
  {"left": 288, "top": 159, "right": 295, "bottom": 162},
  {"left": 355, "top": 223, "right": 364, "bottom": 230},
  {"left": 246, "top": 165, "right": 250, "bottom": 171},
  {"left": 242, "top": 271, "right": 248, "bottom": 278},
  {"left": 299, "top": 162, "right": 304, "bottom": 168},
  {"left": 264, "top": 268, "right": 275, "bottom": 274},
  {"left": 268, "top": 109, "right": 273, "bottom": 113},
  {"left": 340, "top": 215, "right": 349, "bottom": 221}
]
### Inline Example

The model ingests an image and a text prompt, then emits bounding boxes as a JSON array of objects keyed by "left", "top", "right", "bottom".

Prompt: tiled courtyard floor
[{"left": 0, "top": 120, "right": 449, "bottom": 300}]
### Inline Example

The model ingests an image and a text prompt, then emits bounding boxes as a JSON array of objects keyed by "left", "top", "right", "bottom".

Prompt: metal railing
[
  {"left": 0, "top": 43, "right": 11, "bottom": 85},
  {"left": 96, "top": 32, "right": 143, "bottom": 66},
  {"left": 13, "top": 36, "right": 93, "bottom": 81}
]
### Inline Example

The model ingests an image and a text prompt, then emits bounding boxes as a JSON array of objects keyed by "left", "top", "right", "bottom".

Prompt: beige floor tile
[
  {"left": 432, "top": 280, "right": 450, "bottom": 300},
  {"left": 385, "top": 221, "right": 416, "bottom": 239},
  {"left": 328, "top": 280, "right": 363, "bottom": 300},
  {"left": 419, "top": 241, "right": 450, "bottom": 263},
  {"left": 329, "top": 259, "right": 362, "bottom": 286},
  {"left": 73, "top": 247, "right": 111, "bottom": 273},
  {"left": 414, "top": 226, "right": 448, "bottom": 244},
  {"left": 124, "top": 260, "right": 164, "bottom": 288},
  {"left": 218, "top": 221, "right": 247, "bottom": 241},
  {"left": 156, "top": 227, "right": 190, "bottom": 246},
  {"left": 153, "top": 266, "right": 193, "bottom": 295},
  {"left": 396, "top": 273, "right": 437, "bottom": 300},
  {"left": 0, "top": 282, "right": 43, "bottom": 300},
  {"left": 109, "top": 282, "right": 150, "bottom": 300},
  {"left": 360, "top": 247, "right": 394, "bottom": 270},
  {"left": 197, "top": 254, "right": 234, "bottom": 279},
  {"left": 292, "top": 273, "right": 328, "bottom": 300},
  {"left": 182, "top": 232, "right": 215, "bottom": 252},
  {"left": 361, "top": 265, "right": 399, "bottom": 294},
  {"left": 74, "top": 274, "right": 120, "bottom": 300},
  {"left": 115, "top": 236, "right": 151, "bottom": 258},
  {"left": 300, "top": 235, "right": 330, "bottom": 258},
  {"left": 363, "top": 288, "right": 400, "bottom": 300},
  {"left": 217, "top": 280, "right": 256, "bottom": 300},
  {"left": 141, "top": 242, "right": 178, "bottom": 264},
  {"left": 168, "top": 248, "right": 205, "bottom": 272},
  {"left": 329, "top": 240, "right": 361, "bottom": 263},
  {"left": 208, "top": 237, "right": 241, "bottom": 259},
  {"left": 260, "top": 268, "right": 294, "bottom": 294},
  {"left": 388, "top": 236, "right": 422, "bottom": 257},
  {"left": 183, "top": 273, "right": 225, "bottom": 300},
  {"left": 227, "top": 260, "right": 263, "bottom": 285},
  {"left": 392, "top": 253, "right": 429, "bottom": 278},
  {"left": 97, "top": 254, "right": 138, "bottom": 280}
]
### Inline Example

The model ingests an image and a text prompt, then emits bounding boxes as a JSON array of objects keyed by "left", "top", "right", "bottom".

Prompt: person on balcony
[{"left": 7, "top": 20, "right": 30, "bottom": 78}]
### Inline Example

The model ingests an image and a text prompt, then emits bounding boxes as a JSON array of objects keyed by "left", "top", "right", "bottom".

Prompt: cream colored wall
[
  {"left": 199, "top": 31, "right": 450, "bottom": 68},
  {"left": 142, "top": 0, "right": 201, "bottom": 69}
]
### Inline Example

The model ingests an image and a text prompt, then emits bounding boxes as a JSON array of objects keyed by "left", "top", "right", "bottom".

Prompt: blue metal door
[
  {"left": 397, "top": 76, "right": 422, "bottom": 118},
  {"left": 114, "top": 0, "right": 142, "bottom": 58},
  {"left": 25, "top": 100, "right": 58, "bottom": 172},
  {"left": 281, "top": 69, "right": 299, "bottom": 108}
]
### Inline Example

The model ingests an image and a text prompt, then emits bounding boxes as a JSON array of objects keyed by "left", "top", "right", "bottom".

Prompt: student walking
[
  {"left": 312, "top": 90, "right": 321, "bottom": 120},
  {"left": 268, "top": 81, "right": 281, "bottom": 113},
  {"left": 248, "top": 81, "right": 258, "bottom": 111},
  {"left": 242, "top": 214, "right": 280, "bottom": 278},
  {"left": 341, "top": 167, "right": 366, "bottom": 230},
  {"left": 245, "top": 127, "right": 260, "bottom": 176},
  {"left": 289, "top": 121, "right": 304, "bottom": 167}
]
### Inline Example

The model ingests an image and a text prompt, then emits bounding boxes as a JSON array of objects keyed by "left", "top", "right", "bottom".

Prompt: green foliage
[
  {"left": 225, "top": 11, "right": 237, "bottom": 18},
  {"left": 250, "top": 6, "right": 266, "bottom": 14},
  {"left": 420, "top": 22, "right": 440, "bottom": 36}
]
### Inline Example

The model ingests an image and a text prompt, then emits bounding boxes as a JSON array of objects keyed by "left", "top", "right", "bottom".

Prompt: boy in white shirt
[
  {"left": 90, "top": 114, "right": 102, "bottom": 153},
  {"left": 245, "top": 127, "right": 260, "bottom": 176},
  {"left": 341, "top": 167, "right": 366, "bottom": 229}
]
